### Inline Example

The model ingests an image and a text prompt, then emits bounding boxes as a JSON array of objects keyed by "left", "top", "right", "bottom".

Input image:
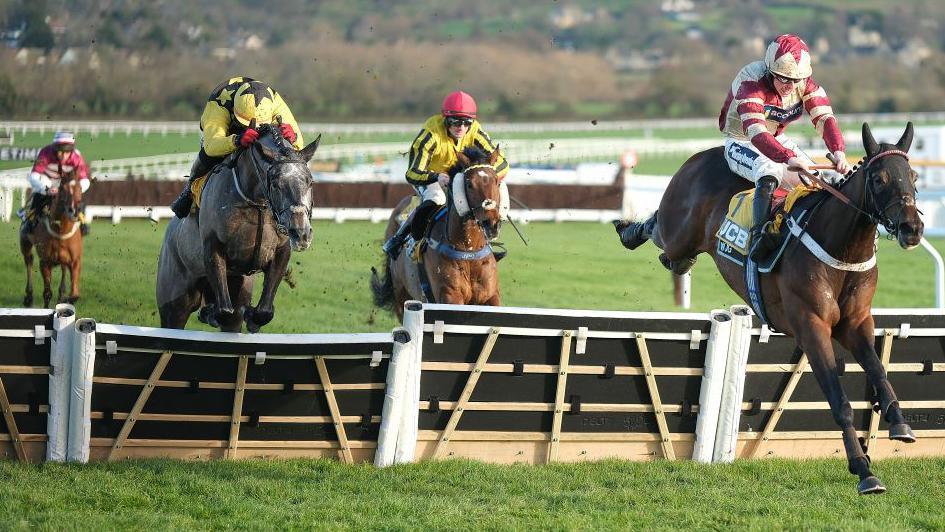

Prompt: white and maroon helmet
[{"left": 764, "top": 34, "right": 812, "bottom": 80}]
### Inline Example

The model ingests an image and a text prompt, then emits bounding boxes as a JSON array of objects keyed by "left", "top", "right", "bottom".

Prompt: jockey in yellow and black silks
[
  {"left": 382, "top": 90, "right": 509, "bottom": 259},
  {"left": 170, "top": 76, "right": 304, "bottom": 218}
]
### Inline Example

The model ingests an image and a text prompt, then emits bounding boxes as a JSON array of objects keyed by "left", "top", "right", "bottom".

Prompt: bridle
[
  {"left": 450, "top": 163, "right": 500, "bottom": 237},
  {"left": 861, "top": 149, "right": 914, "bottom": 237},
  {"left": 233, "top": 134, "right": 312, "bottom": 235}
]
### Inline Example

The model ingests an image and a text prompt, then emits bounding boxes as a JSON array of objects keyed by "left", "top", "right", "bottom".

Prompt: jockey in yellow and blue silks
[
  {"left": 170, "top": 76, "right": 304, "bottom": 218},
  {"left": 382, "top": 90, "right": 509, "bottom": 258}
]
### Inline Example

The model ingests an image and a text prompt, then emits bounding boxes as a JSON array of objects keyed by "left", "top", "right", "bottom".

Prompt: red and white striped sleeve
[
  {"left": 735, "top": 81, "right": 795, "bottom": 163},
  {"left": 802, "top": 79, "right": 844, "bottom": 154}
]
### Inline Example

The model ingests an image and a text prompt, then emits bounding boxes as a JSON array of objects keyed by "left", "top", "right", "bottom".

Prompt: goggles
[
  {"left": 445, "top": 117, "right": 473, "bottom": 128},
  {"left": 771, "top": 73, "right": 804, "bottom": 85}
]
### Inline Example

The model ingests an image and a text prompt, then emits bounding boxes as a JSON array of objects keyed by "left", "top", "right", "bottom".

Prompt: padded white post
[
  {"left": 46, "top": 304, "right": 76, "bottom": 462},
  {"left": 394, "top": 300, "right": 424, "bottom": 464},
  {"left": 67, "top": 319, "right": 96, "bottom": 463},
  {"left": 375, "top": 326, "right": 411, "bottom": 467},
  {"left": 692, "top": 309, "right": 732, "bottom": 463},
  {"left": 713, "top": 305, "right": 754, "bottom": 463}
]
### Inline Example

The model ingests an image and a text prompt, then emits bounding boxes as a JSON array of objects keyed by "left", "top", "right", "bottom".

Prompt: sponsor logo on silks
[
  {"left": 727, "top": 143, "right": 757, "bottom": 169},
  {"left": 764, "top": 103, "right": 802, "bottom": 123},
  {"left": 717, "top": 217, "right": 750, "bottom": 252}
]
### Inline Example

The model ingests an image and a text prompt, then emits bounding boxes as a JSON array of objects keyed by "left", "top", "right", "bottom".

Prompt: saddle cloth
[{"left": 717, "top": 185, "right": 816, "bottom": 254}]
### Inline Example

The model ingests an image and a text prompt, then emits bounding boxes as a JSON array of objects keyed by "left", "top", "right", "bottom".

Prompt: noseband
[{"left": 862, "top": 149, "right": 912, "bottom": 236}]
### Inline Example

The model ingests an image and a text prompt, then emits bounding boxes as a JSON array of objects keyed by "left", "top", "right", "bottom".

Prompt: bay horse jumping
[
  {"left": 157, "top": 124, "right": 320, "bottom": 332},
  {"left": 615, "top": 123, "right": 923, "bottom": 494},
  {"left": 20, "top": 170, "right": 84, "bottom": 308},
  {"left": 371, "top": 146, "right": 503, "bottom": 322}
]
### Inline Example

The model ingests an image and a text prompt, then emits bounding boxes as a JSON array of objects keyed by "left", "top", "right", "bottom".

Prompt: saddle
[{"left": 717, "top": 185, "right": 817, "bottom": 256}]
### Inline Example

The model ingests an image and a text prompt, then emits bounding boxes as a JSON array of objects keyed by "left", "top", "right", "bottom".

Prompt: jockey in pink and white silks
[
  {"left": 719, "top": 33, "right": 852, "bottom": 260},
  {"left": 22, "top": 132, "right": 92, "bottom": 235}
]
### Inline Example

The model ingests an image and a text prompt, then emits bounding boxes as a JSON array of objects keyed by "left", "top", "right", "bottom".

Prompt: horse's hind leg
[
  {"left": 58, "top": 264, "right": 67, "bottom": 303},
  {"left": 159, "top": 289, "right": 201, "bottom": 329},
  {"left": 20, "top": 234, "right": 34, "bottom": 307},
  {"left": 613, "top": 213, "right": 657, "bottom": 251}
]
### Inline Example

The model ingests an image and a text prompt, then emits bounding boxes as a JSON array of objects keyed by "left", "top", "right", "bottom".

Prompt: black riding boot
[
  {"left": 748, "top": 175, "right": 779, "bottom": 262},
  {"left": 382, "top": 200, "right": 437, "bottom": 259},
  {"left": 171, "top": 155, "right": 214, "bottom": 219},
  {"left": 79, "top": 203, "right": 90, "bottom": 236},
  {"left": 21, "top": 193, "right": 44, "bottom": 233}
]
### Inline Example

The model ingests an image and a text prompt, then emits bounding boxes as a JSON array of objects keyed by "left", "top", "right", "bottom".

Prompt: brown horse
[
  {"left": 371, "top": 147, "right": 503, "bottom": 321},
  {"left": 615, "top": 123, "right": 923, "bottom": 494},
  {"left": 20, "top": 171, "right": 84, "bottom": 308}
]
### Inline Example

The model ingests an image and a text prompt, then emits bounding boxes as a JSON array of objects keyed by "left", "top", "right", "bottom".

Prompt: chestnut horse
[
  {"left": 615, "top": 123, "right": 923, "bottom": 494},
  {"left": 20, "top": 171, "right": 84, "bottom": 308},
  {"left": 371, "top": 147, "right": 503, "bottom": 321}
]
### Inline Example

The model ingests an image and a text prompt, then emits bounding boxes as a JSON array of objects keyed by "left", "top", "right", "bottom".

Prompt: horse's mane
[
  {"left": 449, "top": 146, "right": 492, "bottom": 176},
  {"left": 257, "top": 123, "right": 299, "bottom": 160}
]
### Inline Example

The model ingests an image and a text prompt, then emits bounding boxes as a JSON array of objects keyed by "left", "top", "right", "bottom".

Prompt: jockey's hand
[
  {"left": 831, "top": 151, "right": 852, "bottom": 175},
  {"left": 786, "top": 156, "right": 814, "bottom": 176},
  {"left": 238, "top": 128, "right": 260, "bottom": 148},
  {"left": 279, "top": 123, "right": 297, "bottom": 144},
  {"left": 46, "top": 186, "right": 59, "bottom": 195},
  {"left": 436, "top": 173, "right": 451, "bottom": 188}
]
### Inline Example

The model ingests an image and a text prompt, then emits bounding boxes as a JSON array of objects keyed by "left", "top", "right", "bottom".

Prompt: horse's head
[
  {"left": 860, "top": 122, "right": 923, "bottom": 249},
  {"left": 247, "top": 123, "right": 321, "bottom": 251},
  {"left": 53, "top": 170, "right": 82, "bottom": 222},
  {"left": 451, "top": 146, "right": 503, "bottom": 240}
]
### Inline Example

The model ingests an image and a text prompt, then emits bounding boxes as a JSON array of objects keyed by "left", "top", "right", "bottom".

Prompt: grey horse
[{"left": 157, "top": 124, "right": 320, "bottom": 332}]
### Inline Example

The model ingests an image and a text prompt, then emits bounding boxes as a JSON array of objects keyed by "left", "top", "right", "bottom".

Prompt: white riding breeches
[
  {"left": 724, "top": 136, "right": 821, "bottom": 190},
  {"left": 28, "top": 171, "right": 90, "bottom": 194},
  {"left": 414, "top": 182, "right": 447, "bottom": 206}
]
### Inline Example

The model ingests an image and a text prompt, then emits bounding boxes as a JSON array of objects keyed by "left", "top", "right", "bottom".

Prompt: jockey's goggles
[
  {"left": 771, "top": 72, "right": 804, "bottom": 84},
  {"left": 445, "top": 117, "right": 473, "bottom": 127},
  {"left": 55, "top": 143, "right": 75, "bottom": 152}
]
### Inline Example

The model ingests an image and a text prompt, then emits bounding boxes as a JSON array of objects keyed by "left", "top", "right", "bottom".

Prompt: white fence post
[
  {"left": 692, "top": 310, "right": 733, "bottom": 463},
  {"left": 46, "top": 303, "right": 76, "bottom": 462},
  {"left": 67, "top": 318, "right": 96, "bottom": 463},
  {"left": 394, "top": 301, "right": 424, "bottom": 464},
  {"left": 713, "top": 305, "right": 754, "bottom": 463},
  {"left": 375, "top": 326, "right": 412, "bottom": 467}
]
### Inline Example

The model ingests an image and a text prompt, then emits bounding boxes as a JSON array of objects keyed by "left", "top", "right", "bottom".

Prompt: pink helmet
[
  {"left": 441, "top": 90, "right": 477, "bottom": 119},
  {"left": 764, "top": 34, "right": 812, "bottom": 80}
]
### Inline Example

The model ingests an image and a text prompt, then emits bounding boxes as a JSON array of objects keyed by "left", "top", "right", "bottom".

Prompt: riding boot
[
  {"left": 79, "top": 203, "right": 90, "bottom": 236},
  {"left": 409, "top": 200, "right": 440, "bottom": 240},
  {"left": 22, "top": 193, "right": 44, "bottom": 233},
  {"left": 171, "top": 155, "right": 214, "bottom": 219},
  {"left": 748, "top": 175, "right": 779, "bottom": 262},
  {"left": 382, "top": 216, "right": 413, "bottom": 260}
]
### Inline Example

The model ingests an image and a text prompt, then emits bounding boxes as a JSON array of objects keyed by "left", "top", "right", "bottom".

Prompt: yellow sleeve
[
  {"left": 473, "top": 127, "right": 509, "bottom": 179},
  {"left": 272, "top": 94, "right": 304, "bottom": 150},
  {"left": 200, "top": 102, "right": 237, "bottom": 157},
  {"left": 405, "top": 127, "right": 439, "bottom": 186}
]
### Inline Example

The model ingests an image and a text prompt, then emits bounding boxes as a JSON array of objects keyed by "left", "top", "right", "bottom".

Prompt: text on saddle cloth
[{"left": 716, "top": 184, "right": 817, "bottom": 254}]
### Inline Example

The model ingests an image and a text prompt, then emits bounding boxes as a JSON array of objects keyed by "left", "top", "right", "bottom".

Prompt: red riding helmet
[
  {"left": 764, "top": 34, "right": 812, "bottom": 80},
  {"left": 441, "top": 90, "right": 477, "bottom": 119}
]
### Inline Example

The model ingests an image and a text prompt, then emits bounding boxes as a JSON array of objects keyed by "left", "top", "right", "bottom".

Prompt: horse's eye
[{"left": 873, "top": 170, "right": 890, "bottom": 185}]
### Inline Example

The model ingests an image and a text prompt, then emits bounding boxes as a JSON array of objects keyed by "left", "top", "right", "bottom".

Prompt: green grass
[
  {"left": 3, "top": 220, "right": 943, "bottom": 334},
  {"left": 1, "top": 457, "right": 944, "bottom": 529}
]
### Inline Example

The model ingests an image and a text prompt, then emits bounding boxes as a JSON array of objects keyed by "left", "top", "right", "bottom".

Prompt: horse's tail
[{"left": 370, "top": 257, "right": 394, "bottom": 309}]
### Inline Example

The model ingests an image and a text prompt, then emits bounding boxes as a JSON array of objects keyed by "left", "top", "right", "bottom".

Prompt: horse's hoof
[
  {"left": 858, "top": 476, "right": 887, "bottom": 495},
  {"left": 612, "top": 219, "right": 630, "bottom": 232},
  {"left": 889, "top": 423, "right": 916, "bottom": 443},
  {"left": 616, "top": 221, "right": 648, "bottom": 250},
  {"left": 246, "top": 320, "right": 261, "bottom": 334},
  {"left": 23, "top": 295, "right": 32, "bottom": 307}
]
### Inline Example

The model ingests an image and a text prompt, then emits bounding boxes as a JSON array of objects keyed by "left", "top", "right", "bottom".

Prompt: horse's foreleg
[
  {"left": 839, "top": 317, "right": 915, "bottom": 444},
  {"left": 203, "top": 240, "right": 235, "bottom": 322},
  {"left": 58, "top": 264, "right": 67, "bottom": 303},
  {"left": 21, "top": 235, "right": 34, "bottom": 307},
  {"left": 67, "top": 257, "right": 81, "bottom": 303},
  {"left": 796, "top": 319, "right": 885, "bottom": 495},
  {"left": 40, "top": 262, "right": 53, "bottom": 308},
  {"left": 246, "top": 244, "right": 290, "bottom": 333}
]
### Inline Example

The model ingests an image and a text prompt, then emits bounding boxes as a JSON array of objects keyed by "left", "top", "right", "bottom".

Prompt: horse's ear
[
  {"left": 862, "top": 122, "right": 879, "bottom": 156},
  {"left": 897, "top": 121, "right": 914, "bottom": 152},
  {"left": 300, "top": 133, "right": 321, "bottom": 162},
  {"left": 489, "top": 145, "right": 501, "bottom": 166}
]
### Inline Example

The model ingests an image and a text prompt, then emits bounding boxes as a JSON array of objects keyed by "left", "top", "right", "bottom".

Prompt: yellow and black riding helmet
[{"left": 232, "top": 81, "right": 277, "bottom": 127}]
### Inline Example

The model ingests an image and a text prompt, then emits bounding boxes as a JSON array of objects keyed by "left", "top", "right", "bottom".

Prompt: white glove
[
  {"left": 786, "top": 156, "right": 813, "bottom": 175},
  {"left": 436, "top": 173, "right": 450, "bottom": 187},
  {"left": 832, "top": 151, "right": 851, "bottom": 174}
]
